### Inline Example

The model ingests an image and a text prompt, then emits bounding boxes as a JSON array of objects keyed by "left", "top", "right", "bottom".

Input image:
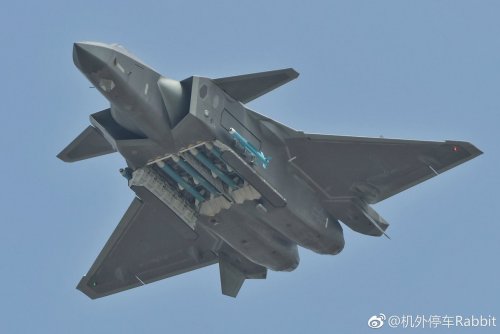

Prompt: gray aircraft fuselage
[{"left": 59, "top": 42, "right": 481, "bottom": 298}]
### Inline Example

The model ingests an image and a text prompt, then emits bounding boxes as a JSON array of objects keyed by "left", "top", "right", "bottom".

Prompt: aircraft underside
[
  {"left": 125, "top": 140, "right": 345, "bottom": 272},
  {"left": 59, "top": 42, "right": 482, "bottom": 299}
]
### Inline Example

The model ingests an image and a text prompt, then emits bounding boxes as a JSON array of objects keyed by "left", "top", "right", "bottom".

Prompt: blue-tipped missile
[
  {"left": 190, "top": 148, "right": 238, "bottom": 189},
  {"left": 156, "top": 160, "right": 205, "bottom": 203},
  {"left": 172, "top": 156, "right": 220, "bottom": 195},
  {"left": 229, "top": 128, "right": 271, "bottom": 168}
]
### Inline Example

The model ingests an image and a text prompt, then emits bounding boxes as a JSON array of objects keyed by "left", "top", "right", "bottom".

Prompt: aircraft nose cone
[{"left": 73, "top": 42, "right": 106, "bottom": 73}]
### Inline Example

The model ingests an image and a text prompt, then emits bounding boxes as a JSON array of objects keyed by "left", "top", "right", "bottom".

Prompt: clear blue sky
[{"left": 1, "top": 1, "right": 498, "bottom": 333}]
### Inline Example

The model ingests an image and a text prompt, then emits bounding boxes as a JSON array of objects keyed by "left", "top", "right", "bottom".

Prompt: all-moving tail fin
[
  {"left": 213, "top": 68, "right": 299, "bottom": 104},
  {"left": 57, "top": 125, "right": 116, "bottom": 162}
]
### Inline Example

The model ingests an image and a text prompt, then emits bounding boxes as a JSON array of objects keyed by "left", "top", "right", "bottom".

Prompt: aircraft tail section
[
  {"left": 57, "top": 125, "right": 116, "bottom": 162},
  {"left": 213, "top": 68, "right": 299, "bottom": 104}
]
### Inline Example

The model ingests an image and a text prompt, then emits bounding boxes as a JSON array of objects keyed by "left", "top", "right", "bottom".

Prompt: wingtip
[
  {"left": 76, "top": 276, "right": 99, "bottom": 300},
  {"left": 445, "top": 140, "right": 483, "bottom": 158},
  {"left": 470, "top": 145, "right": 483, "bottom": 157},
  {"left": 463, "top": 142, "right": 483, "bottom": 158},
  {"left": 461, "top": 141, "right": 482, "bottom": 156},
  {"left": 56, "top": 151, "right": 72, "bottom": 162},
  {"left": 288, "top": 68, "right": 300, "bottom": 78}
]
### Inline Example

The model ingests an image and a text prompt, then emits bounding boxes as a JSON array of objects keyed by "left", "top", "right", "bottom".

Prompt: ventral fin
[{"left": 219, "top": 254, "right": 246, "bottom": 298}]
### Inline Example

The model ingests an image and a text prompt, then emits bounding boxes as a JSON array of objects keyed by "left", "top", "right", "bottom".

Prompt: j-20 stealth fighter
[{"left": 59, "top": 42, "right": 482, "bottom": 299}]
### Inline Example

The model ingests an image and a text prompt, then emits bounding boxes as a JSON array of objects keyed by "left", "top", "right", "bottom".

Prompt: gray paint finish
[{"left": 58, "top": 41, "right": 482, "bottom": 299}]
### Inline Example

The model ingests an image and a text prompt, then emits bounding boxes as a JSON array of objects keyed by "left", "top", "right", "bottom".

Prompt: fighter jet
[{"left": 58, "top": 42, "right": 482, "bottom": 299}]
